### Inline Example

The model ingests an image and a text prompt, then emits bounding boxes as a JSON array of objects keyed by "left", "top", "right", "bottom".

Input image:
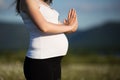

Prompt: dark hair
[{"left": 15, "top": 0, "right": 53, "bottom": 14}]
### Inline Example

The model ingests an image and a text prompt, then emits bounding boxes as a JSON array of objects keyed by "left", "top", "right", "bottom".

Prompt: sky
[{"left": 0, "top": 0, "right": 120, "bottom": 31}]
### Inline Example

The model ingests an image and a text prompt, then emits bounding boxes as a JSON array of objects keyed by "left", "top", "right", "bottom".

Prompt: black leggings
[{"left": 23, "top": 56, "right": 63, "bottom": 80}]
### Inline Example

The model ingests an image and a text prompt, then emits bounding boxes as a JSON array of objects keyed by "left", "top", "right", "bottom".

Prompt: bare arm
[{"left": 24, "top": 0, "right": 75, "bottom": 34}]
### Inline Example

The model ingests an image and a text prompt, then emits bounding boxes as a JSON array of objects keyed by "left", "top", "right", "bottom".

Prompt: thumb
[{"left": 64, "top": 19, "right": 68, "bottom": 24}]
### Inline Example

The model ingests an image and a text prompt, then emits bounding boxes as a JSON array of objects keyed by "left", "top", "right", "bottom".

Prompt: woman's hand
[{"left": 64, "top": 9, "right": 78, "bottom": 33}]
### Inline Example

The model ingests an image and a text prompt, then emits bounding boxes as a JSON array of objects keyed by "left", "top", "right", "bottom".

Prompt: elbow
[
  {"left": 41, "top": 28, "right": 48, "bottom": 33},
  {"left": 39, "top": 23, "right": 49, "bottom": 33}
]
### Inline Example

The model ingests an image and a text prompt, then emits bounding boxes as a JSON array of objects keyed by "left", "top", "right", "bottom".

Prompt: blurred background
[{"left": 0, "top": 0, "right": 120, "bottom": 80}]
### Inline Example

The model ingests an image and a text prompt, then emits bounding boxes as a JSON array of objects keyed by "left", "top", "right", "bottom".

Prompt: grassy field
[{"left": 0, "top": 50, "right": 120, "bottom": 80}]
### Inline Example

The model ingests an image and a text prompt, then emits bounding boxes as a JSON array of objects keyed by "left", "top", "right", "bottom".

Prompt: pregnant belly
[{"left": 29, "top": 34, "right": 69, "bottom": 55}]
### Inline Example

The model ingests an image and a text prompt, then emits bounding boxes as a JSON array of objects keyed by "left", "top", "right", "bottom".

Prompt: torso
[{"left": 20, "top": 0, "right": 69, "bottom": 59}]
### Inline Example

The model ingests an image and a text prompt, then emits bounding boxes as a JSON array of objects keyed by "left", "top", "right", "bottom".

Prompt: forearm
[{"left": 37, "top": 21, "right": 73, "bottom": 34}]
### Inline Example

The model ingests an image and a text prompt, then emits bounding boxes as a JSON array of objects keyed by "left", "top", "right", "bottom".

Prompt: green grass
[
  {"left": 62, "top": 64, "right": 120, "bottom": 80},
  {"left": 0, "top": 50, "right": 120, "bottom": 80},
  {"left": 0, "top": 62, "right": 24, "bottom": 80}
]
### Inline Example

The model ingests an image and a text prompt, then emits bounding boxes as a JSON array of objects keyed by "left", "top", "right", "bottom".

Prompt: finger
[
  {"left": 68, "top": 10, "right": 73, "bottom": 23},
  {"left": 69, "top": 14, "right": 76, "bottom": 25},
  {"left": 69, "top": 9, "right": 77, "bottom": 25},
  {"left": 73, "top": 9, "right": 76, "bottom": 18},
  {"left": 65, "top": 19, "right": 68, "bottom": 23},
  {"left": 68, "top": 10, "right": 70, "bottom": 20},
  {"left": 69, "top": 9, "right": 75, "bottom": 23},
  {"left": 69, "top": 9, "right": 72, "bottom": 19},
  {"left": 71, "top": 9, "right": 74, "bottom": 18},
  {"left": 75, "top": 10, "right": 78, "bottom": 22},
  {"left": 70, "top": 9, "right": 76, "bottom": 21},
  {"left": 68, "top": 9, "right": 72, "bottom": 20},
  {"left": 64, "top": 19, "right": 68, "bottom": 24},
  {"left": 72, "top": 9, "right": 77, "bottom": 22},
  {"left": 74, "top": 9, "right": 76, "bottom": 17},
  {"left": 74, "top": 10, "right": 77, "bottom": 18},
  {"left": 72, "top": 13, "right": 77, "bottom": 24},
  {"left": 64, "top": 20, "right": 66, "bottom": 24}
]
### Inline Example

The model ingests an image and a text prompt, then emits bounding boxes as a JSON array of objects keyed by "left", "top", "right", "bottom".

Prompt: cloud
[
  {"left": 66, "top": 0, "right": 120, "bottom": 14},
  {"left": 0, "top": 0, "right": 4, "bottom": 6},
  {"left": 79, "top": 3, "right": 120, "bottom": 12},
  {"left": 0, "top": 0, "right": 6, "bottom": 9}
]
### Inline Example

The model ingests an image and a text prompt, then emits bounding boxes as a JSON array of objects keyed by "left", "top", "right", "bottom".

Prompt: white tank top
[{"left": 20, "top": 0, "right": 68, "bottom": 59}]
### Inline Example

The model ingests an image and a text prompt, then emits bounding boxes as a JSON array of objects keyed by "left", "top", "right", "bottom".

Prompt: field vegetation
[{"left": 0, "top": 50, "right": 120, "bottom": 80}]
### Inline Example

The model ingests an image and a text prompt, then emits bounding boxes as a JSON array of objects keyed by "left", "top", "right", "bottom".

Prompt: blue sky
[{"left": 0, "top": 0, "right": 120, "bottom": 31}]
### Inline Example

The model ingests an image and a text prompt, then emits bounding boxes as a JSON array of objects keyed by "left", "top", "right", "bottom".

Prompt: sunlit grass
[
  {"left": 0, "top": 50, "right": 120, "bottom": 80},
  {"left": 62, "top": 64, "right": 120, "bottom": 80},
  {"left": 0, "top": 62, "right": 24, "bottom": 80},
  {"left": 0, "top": 62, "right": 120, "bottom": 80}
]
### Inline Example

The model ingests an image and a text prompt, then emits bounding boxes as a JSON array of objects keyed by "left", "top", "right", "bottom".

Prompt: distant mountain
[
  {"left": 0, "top": 22, "right": 29, "bottom": 50},
  {"left": 67, "top": 21, "right": 120, "bottom": 50},
  {"left": 0, "top": 21, "right": 120, "bottom": 51}
]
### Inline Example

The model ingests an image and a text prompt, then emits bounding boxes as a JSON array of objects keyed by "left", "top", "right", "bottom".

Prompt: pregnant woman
[{"left": 15, "top": 0, "right": 78, "bottom": 80}]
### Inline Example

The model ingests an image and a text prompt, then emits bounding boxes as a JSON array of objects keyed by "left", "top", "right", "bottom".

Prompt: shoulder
[
  {"left": 20, "top": 0, "right": 40, "bottom": 13},
  {"left": 24, "top": 0, "right": 40, "bottom": 9}
]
